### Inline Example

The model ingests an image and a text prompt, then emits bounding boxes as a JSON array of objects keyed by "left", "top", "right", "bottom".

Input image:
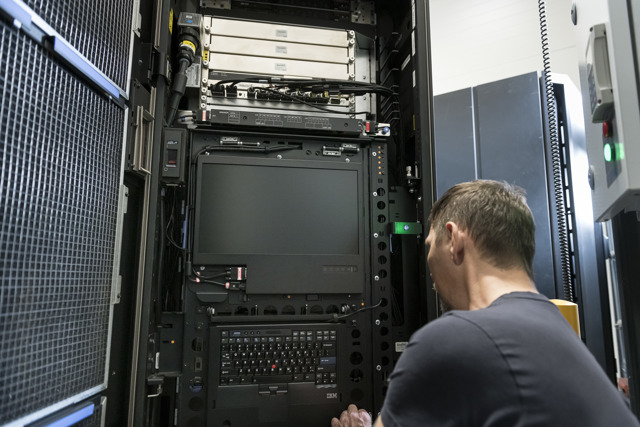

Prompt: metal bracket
[
  {"left": 111, "top": 185, "right": 129, "bottom": 305},
  {"left": 111, "top": 275, "right": 122, "bottom": 305},
  {"left": 351, "top": 0, "right": 376, "bottom": 25},
  {"left": 132, "top": 106, "right": 154, "bottom": 175}
]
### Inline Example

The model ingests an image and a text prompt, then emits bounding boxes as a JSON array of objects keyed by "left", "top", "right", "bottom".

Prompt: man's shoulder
[
  {"left": 414, "top": 310, "right": 474, "bottom": 336},
  {"left": 411, "top": 294, "right": 549, "bottom": 348},
  {"left": 417, "top": 306, "right": 499, "bottom": 335},
  {"left": 410, "top": 311, "right": 497, "bottom": 353},
  {"left": 438, "top": 292, "right": 556, "bottom": 331}
]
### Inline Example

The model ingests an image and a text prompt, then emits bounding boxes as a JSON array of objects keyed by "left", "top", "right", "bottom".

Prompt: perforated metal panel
[
  {"left": 23, "top": 0, "right": 134, "bottom": 90},
  {"left": 0, "top": 20, "right": 124, "bottom": 425}
]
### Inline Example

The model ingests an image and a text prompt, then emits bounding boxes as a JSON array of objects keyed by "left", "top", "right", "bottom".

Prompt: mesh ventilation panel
[
  {"left": 0, "top": 20, "right": 124, "bottom": 425},
  {"left": 23, "top": 0, "right": 134, "bottom": 90}
]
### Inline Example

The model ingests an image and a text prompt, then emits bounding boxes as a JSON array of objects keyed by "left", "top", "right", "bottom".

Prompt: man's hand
[{"left": 331, "top": 404, "right": 372, "bottom": 427}]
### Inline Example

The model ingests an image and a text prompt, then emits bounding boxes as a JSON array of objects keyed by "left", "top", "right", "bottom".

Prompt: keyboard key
[
  {"left": 252, "top": 375, "right": 292, "bottom": 384},
  {"left": 316, "top": 364, "right": 336, "bottom": 373}
]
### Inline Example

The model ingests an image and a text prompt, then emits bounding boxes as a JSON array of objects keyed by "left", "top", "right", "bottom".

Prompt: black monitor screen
[
  {"left": 198, "top": 164, "right": 359, "bottom": 255},
  {"left": 192, "top": 154, "right": 366, "bottom": 295}
]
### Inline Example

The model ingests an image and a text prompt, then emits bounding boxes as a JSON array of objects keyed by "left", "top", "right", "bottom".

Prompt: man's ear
[{"left": 446, "top": 221, "right": 465, "bottom": 265}]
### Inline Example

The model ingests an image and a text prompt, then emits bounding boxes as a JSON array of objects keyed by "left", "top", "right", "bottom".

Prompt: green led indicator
[
  {"left": 604, "top": 143, "right": 612, "bottom": 162},
  {"left": 393, "top": 222, "right": 422, "bottom": 235}
]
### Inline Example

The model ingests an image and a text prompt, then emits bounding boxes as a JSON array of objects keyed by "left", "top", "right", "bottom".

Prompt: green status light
[
  {"left": 604, "top": 143, "right": 625, "bottom": 162},
  {"left": 393, "top": 222, "right": 423, "bottom": 235},
  {"left": 604, "top": 143, "right": 612, "bottom": 162}
]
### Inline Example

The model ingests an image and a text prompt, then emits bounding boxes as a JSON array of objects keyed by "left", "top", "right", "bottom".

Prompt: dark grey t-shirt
[{"left": 381, "top": 292, "right": 639, "bottom": 426}]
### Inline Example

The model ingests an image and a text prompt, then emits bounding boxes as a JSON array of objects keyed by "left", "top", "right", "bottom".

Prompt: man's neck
[{"left": 465, "top": 265, "right": 538, "bottom": 311}]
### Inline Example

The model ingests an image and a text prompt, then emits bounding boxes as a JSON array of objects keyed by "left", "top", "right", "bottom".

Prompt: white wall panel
[{"left": 430, "top": 0, "right": 579, "bottom": 95}]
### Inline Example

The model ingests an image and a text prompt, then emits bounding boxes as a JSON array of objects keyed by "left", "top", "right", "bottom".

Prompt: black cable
[
  {"left": 166, "top": 59, "right": 191, "bottom": 125},
  {"left": 256, "top": 87, "right": 371, "bottom": 115},
  {"left": 189, "top": 277, "right": 227, "bottom": 287},
  {"left": 212, "top": 77, "right": 394, "bottom": 95},
  {"left": 327, "top": 299, "right": 384, "bottom": 323},
  {"left": 539, "top": 0, "right": 573, "bottom": 301},
  {"left": 165, "top": 189, "right": 184, "bottom": 251},
  {"left": 187, "top": 274, "right": 244, "bottom": 292},
  {"left": 191, "top": 267, "right": 227, "bottom": 280},
  {"left": 195, "top": 144, "right": 298, "bottom": 156},
  {"left": 189, "top": 267, "right": 228, "bottom": 287}
]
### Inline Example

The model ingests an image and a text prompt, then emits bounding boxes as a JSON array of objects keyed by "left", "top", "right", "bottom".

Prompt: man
[{"left": 332, "top": 180, "right": 639, "bottom": 427}]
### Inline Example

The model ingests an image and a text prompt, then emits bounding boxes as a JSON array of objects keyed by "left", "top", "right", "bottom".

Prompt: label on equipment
[{"left": 395, "top": 342, "right": 408, "bottom": 352}]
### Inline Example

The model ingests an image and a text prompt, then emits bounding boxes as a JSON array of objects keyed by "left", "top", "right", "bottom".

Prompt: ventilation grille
[
  {"left": 23, "top": 0, "right": 134, "bottom": 90},
  {"left": 0, "top": 20, "right": 124, "bottom": 425}
]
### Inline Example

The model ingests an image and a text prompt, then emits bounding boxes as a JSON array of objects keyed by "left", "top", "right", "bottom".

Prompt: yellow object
[
  {"left": 180, "top": 40, "right": 196, "bottom": 53},
  {"left": 550, "top": 299, "right": 581, "bottom": 337},
  {"left": 169, "top": 9, "right": 173, "bottom": 34}
]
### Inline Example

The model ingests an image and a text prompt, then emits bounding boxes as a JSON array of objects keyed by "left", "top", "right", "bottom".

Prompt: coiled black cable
[{"left": 539, "top": 0, "right": 574, "bottom": 301}]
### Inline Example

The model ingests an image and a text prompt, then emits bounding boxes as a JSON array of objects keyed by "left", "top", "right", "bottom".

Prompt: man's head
[{"left": 427, "top": 180, "right": 536, "bottom": 281}]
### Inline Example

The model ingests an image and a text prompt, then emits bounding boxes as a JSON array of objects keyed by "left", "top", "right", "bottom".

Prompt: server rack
[{"left": 130, "top": 1, "right": 437, "bottom": 426}]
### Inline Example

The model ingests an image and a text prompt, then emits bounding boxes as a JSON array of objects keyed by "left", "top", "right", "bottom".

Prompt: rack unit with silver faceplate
[{"left": 194, "top": 16, "right": 373, "bottom": 115}]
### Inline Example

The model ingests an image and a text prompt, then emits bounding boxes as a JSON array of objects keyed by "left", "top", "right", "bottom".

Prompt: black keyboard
[{"left": 218, "top": 326, "right": 338, "bottom": 387}]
